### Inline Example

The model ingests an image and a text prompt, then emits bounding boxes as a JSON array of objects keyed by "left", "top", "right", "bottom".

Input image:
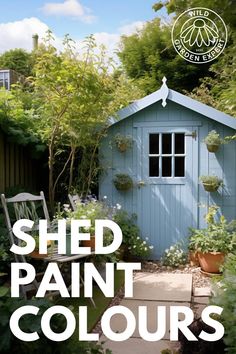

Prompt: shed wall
[{"left": 99, "top": 100, "right": 236, "bottom": 247}]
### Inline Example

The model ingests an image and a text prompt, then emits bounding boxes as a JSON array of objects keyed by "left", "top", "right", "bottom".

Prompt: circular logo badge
[{"left": 171, "top": 7, "right": 228, "bottom": 64}]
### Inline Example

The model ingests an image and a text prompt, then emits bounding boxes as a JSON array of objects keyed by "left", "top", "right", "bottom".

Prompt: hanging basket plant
[
  {"left": 113, "top": 173, "right": 133, "bottom": 191},
  {"left": 203, "top": 130, "right": 224, "bottom": 153},
  {"left": 199, "top": 175, "right": 223, "bottom": 192},
  {"left": 114, "top": 134, "right": 133, "bottom": 152}
]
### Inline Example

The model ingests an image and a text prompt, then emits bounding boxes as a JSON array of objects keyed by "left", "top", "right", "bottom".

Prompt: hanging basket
[
  {"left": 206, "top": 144, "right": 220, "bottom": 153},
  {"left": 113, "top": 174, "right": 133, "bottom": 191},
  {"left": 202, "top": 182, "right": 220, "bottom": 192},
  {"left": 117, "top": 142, "right": 129, "bottom": 152}
]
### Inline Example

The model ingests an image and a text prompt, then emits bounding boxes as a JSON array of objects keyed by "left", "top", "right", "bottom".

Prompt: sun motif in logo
[{"left": 180, "top": 18, "right": 219, "bottom": 48}]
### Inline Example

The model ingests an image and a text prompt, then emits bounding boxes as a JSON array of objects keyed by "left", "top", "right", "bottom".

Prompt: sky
[{"left": 0, "top": 0, "right": 168, "bottom": 56}]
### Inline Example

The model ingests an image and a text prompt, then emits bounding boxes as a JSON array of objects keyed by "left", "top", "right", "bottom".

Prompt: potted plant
[
  {"left": 189, "top": 207, "right": 236, "bottom": 273},
  {"left": 70, "top": 199, "right": 111, "bottom": 250},
  {"left": 199, "top": 175, "right": 223, "bottom": 192},
  {"left": 203, "top": 130, "right": 223, "bottom": 152},
  {"left": 114, "top": 134, "right": 132, "bottom": 152},
  {"left": 113, "top": 173, "right": 133, "bottom": 191},
  {"left": 29, "top": 235, "right": 52, "bottom": 259}
]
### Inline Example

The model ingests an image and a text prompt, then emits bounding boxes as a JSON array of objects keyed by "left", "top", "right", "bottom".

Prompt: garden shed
[{"left": 99, "top": 78, "right": 236, "bottom": 259}]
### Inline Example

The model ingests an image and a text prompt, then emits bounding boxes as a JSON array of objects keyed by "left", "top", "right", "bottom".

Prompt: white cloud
[
  {"left": 119, "top": 21, "right": 145, "bottom": 36},
  {"left": 0, "top": 17, "right": 145, "bottom": 65},
  {"left": 92, "top": 21, "right": 145, "bottom": 62},
  {"left": 0, "top": 17, "right": 49, "bottom": 53},
  {"left": 41, "top": 0, "right": 95, "bottom": 23}
]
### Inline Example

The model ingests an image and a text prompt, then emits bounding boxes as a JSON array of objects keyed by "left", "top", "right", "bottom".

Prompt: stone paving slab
[
  {"left": 193, "top": 287, "right": 211, "bottom": 297},
  {"left": 193, "top": 296, "right": 209, "bottom": 304},
  {"left": 100, "top": 336, "right": 179, "bottom": 354},
  {"left": 131, "top": 273, "right": 192, "bottom": 302},
  {"left": 107, "top": 299, "right": 190, "bottom": 340}
]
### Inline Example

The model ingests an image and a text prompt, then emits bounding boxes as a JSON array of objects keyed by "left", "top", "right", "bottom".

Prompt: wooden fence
[{"left": 0, "top": 130, "right": 45, "bottom": 194}]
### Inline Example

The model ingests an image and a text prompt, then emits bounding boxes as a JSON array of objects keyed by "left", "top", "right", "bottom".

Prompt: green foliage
[
  {"left": 113, "top": 211, "right": 153, "bottom": 258},
  {"left": 203, "top": 130, "right": 224, "bottom": 145},
  {"left": 212, "top": 254, "right": 236, "bottom": 353},
  {"left": 189, "top": 207, "right": 236, "bottom": 253},
  {"left": 0, "top": 287, "right": 112, "bottom": 354},
  {"left": 118, "top": 17, "right": 210, "bottom": 94},
  {"left": 0, "top": 89, "right": 44, "bottom": 153},
  {"left": 154, "top": 0, "right": 236, "bottom": 117},
  {"left": 22, "top": 31, "right": 142, "bottom": 209},
  {"left": 199, "top": 175, "right": 223, "bottom": 191},
  {"left": 161, "top": 242, "right": 188, "bottom": 268},
  {"left": 58, "top": 199, "right": 118, "bottom": 263},
  {"left": 0, "top": 49, "right": 34, "bottom": 77},
  {"left": 113, "top": 133, "right": 133, "bottom": 152},
  {"left": 113, "top": 174, "right": 133, "bottom": 191},
  {"left": 70, "top": 200, "right": 111, "bottom": 235}
]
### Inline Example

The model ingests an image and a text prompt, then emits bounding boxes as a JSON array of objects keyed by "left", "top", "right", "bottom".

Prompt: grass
[{"left": 59, "top": 269, "right": 124, "bottom": 332}]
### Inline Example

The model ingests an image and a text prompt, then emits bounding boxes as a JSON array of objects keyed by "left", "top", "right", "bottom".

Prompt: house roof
[{"left": 109, "top": 77, "right": 236, "bottom": 130}]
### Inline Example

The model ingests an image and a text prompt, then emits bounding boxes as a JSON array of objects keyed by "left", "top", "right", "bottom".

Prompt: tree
[
  {"left": 0, "top": 49, "right": 34, "bottom": 77},
  {"left": 26, "top": 32, "right": 142, "bottom": 211},
  {"left": 153, "top": 0, "right": 236, "bottom": 117},
  {"left": 118, "top": 17, "right": 211, "bottom": 94}
]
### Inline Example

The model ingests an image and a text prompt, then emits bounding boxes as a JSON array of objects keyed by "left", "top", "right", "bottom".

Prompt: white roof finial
[{"left": 160, "top": 76, "right": 169, "bottom": 107}]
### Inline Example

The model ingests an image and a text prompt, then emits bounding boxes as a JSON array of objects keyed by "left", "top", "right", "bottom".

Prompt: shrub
[
  {"left": 113, "top": 210, "right": 153, "bottom": 258},
  {"left": 161, "top": 242, "right": 187, "bottom": 268},
  {"left": 0, "top": 287, "right": 112, "bottom": 354},
  {"left": 212, "top": 254, "right": 236, "bottom": 353},
  {"left": 189, "top": 207, "right": 236, "bottom": 253}
]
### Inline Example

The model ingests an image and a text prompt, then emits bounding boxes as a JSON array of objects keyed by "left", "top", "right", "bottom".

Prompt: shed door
[{"left": 137, "top": 126, "right": 198, "bottom": 259}]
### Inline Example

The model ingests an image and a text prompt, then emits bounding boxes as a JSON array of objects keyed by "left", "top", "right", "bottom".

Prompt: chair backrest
[
  {"left": 1, "top": 191, "right": 50, "bottom": 247},
  {"left": 68, "top": 193, "right": 80, "bottom": 211}
]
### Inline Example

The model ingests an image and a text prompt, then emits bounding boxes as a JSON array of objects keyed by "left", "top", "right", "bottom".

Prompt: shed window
[{"left": 149, "top": 133, "right": 185, "bottom": 178}]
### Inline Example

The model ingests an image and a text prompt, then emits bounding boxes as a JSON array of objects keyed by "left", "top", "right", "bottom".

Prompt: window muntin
[{"left": 149, "top": 133, "right": 185, "bottom": 178}]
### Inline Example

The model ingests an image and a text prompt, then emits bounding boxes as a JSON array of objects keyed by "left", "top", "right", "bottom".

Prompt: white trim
[{"left": 133, "top": 121, "right": 202, "bottom": 128}]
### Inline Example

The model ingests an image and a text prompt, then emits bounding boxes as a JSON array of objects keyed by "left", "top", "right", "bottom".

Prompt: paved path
[{"left": 101, "top": 272, "right": 193, "bottom": 354}]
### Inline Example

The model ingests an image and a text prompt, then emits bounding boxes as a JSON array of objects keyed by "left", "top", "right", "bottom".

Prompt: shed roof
[{"left": 109, "top": 77, "right": 236, "bottom": 130}]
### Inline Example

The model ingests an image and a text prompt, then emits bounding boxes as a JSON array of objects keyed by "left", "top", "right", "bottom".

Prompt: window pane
[
  {"left": 149, "top": 157, "right": 159, "bottom": 177},
  {"left": 149, "top": 134, "right": 159, "bottom": 154},
  {"left": 162, "top": 157, "right": 172, "bottom": 177},
  {"left": 175, "top": 133, "right": 185, "bottom": 154},
  {"left": 175, "top": 157, "right": 185, "bottom": 177},
  {"left": 162, "top": 134, "right": 172, "bottom": 154}
]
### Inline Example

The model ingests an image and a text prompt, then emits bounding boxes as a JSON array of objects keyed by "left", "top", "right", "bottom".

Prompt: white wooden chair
[
  {"left": 68, "top": 193, "right": 81, "bottom": 211},
  {"left": 1, "top": 191, "right": 50, "bottom": 298},
  {"left": 1, "top": 191, "right": 96, "bottom": 306}
]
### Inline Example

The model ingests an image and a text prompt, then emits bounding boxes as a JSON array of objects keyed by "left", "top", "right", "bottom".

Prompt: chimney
[{"left": 32, "top": 34, "right": 39, "bottom": 50}]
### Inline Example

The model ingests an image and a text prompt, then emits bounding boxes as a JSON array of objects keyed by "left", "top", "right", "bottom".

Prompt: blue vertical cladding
[{"left": 99, "top": 100, "right": 236, "bottom": 257}]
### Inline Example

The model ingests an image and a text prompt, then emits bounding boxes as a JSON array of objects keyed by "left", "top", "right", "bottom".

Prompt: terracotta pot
[
  {"left": 206, "top": 143, "right": 220, "bottom": 153},
  {"left": 29, "top": 250, "right": 48, "bottom": 259},
  {"left": 29, "top": 240, "right": 52, "bottom": 259},
  {"left": 202, "top": 183, "right": 219, "bottom": 192},
  {"left": 82, "top": 235, "right": 95, "bottom": 250},
  {"left": 198, "top": 252, "right": 225, "bottom": 273},
  {"left": 189, "top": 251, "right": 200, "bottom": 266}
]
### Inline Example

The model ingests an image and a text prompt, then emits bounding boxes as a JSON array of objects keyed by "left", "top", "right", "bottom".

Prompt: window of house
[
  {"left": 0, "top": 71, "right": 10, "bottom": 90},
  {"left": 149, "top": 133, "right": 185, "bottom": 178}
]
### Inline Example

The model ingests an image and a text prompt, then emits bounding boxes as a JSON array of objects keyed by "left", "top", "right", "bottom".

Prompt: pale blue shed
[{"left": 99, "top": 78, "right": 236, "bottom": 259}]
